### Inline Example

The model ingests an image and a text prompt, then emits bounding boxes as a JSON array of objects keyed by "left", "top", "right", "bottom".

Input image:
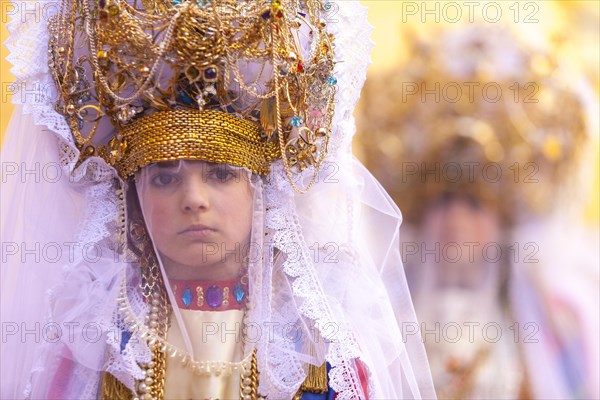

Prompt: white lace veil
[{"left": 1, "top": 1, "right": 435, "bottom": 398}]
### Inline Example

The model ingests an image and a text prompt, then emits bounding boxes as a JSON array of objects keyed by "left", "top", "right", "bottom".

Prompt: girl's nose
[{"left": 180, "top": 178, "right": 210, "bottom": 212}]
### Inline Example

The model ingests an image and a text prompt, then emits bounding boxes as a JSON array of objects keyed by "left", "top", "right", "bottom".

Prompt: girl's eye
[
  {"left": 151, "top": 173, "right": 178, "bottom": 187},
  {"left": 209, "top": 167, "right": 237, "bottom": 182}
]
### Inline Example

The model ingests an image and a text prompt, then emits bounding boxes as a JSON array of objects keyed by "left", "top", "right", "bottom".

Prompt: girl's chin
[{"left": 160, "top": 255, "right": 243, "bottom": 280}]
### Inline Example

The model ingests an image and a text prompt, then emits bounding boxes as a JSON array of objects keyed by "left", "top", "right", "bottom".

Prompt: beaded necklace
[{"left": 115, "top": 261, "right": 260, "bottom": 400}]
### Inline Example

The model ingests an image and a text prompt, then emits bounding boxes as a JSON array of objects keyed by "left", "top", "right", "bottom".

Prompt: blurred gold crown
[
  {"left": 357, "top": 25, "right": 587, "bottom": 223},
  {"left": 48, "top": 0, "right": 337, "bottom": 190}
]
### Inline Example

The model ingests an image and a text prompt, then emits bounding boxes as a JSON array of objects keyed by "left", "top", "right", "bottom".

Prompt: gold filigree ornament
[
  {"left": 286, "top": 126, "right": 329, "bottom": 172},
  {"left": 48, "top": 0, "right": 338, "bottom": 192}
]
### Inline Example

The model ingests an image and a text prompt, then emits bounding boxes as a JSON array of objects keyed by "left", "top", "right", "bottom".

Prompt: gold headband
[{"left": 115, "top": 109, "right": 279, "bottom": 178}]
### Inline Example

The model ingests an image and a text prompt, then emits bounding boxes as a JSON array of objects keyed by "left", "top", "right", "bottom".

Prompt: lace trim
[
  {"left": 328, "top": 2, "right": 374, "bottom": 161},
  {"left": 264, "top": 164, "right": 363, "bottom": 399},
  {"left": 105, "top": 280, "right": 152, "bottom": 393},
  {"left": 255, "top": 3, "right": 375, "bottom": 395}
]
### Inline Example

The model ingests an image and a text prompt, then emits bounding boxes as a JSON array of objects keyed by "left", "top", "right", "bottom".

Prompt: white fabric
[{"left": 164, "top": 309, "right": 246, "bottom": 399}]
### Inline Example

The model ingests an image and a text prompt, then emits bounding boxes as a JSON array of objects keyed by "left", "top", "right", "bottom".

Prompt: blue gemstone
[
  {"left": 233, "top": 282, "right": 246, "bottom": 304},
  {"left": 182, "top": 288, "right": 193, "bottom": 308},
  {"left": 324, "top": 2, "right": 332, "bottom": 11},
  {"left": 206, "top": 286, "right": 223, "bottom": 308},
  {"left": 196, "top": 0, "right": 211, "bottom": 8},
  {"left": 172, "top": 0, "right": 182, "bottom": 5},
  {"left": 326, "top": 76, "right": 337, "bottom": 86},
  {"left": 290, "top": 115, "right": 303, "bottom": 127},
  {"left": 176, "top": 89, "right": 195, "bottom": 105}
]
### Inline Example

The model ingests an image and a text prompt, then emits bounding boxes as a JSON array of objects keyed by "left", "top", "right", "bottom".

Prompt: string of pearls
[{"left": 117, "top": 275, "right": 258, "bottom": 399}]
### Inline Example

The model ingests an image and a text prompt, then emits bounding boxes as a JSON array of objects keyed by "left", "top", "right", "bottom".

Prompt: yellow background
[
  {"left": 1, "top": 0, "right": 12, "bottom": 137},
  {"left": 1, "top": 0, "right": 598, "bottom": 223}
]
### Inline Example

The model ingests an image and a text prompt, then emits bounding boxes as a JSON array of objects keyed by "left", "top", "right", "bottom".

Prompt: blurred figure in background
[{"left": 357, "top": 22, "right": 599, "bottom": 399}]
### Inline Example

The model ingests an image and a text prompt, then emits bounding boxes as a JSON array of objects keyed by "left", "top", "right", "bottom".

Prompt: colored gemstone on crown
[
  {"left": 203, "top": 66, "right": 218, "bottom": 81},
  {"left": 261, "top": 9, "right": 271, "bottom": 19},
  {"left": 326, "top": 76, "right": 337, "bottom": 86},
  {"left": 290, "top": 116, "right": 303, "bottom": 127},
  {"left": 108, "top": 4, "right": 119, "bottom": 15}
]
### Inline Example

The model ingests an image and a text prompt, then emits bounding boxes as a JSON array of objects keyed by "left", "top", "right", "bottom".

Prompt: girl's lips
[{"left": 178, "top": 225, "right": 216, "bottom": 238}]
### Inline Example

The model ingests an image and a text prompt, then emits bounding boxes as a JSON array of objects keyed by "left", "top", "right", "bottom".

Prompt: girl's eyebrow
[{"left": 154, "top": 161, "right": 179, "bottom": 169}]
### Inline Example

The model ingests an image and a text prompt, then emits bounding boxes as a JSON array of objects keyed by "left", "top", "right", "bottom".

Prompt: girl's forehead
[{"left": 146, "top": 160, "right": 228, "bottom": 170}]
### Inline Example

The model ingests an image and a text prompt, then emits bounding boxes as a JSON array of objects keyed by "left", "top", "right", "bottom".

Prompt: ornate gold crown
[
  {"left": 357, "top": 25, "right": 587, "bottom": 224},
  {"left": 48, "top": 0, "right": 337, "bottom": 190}
]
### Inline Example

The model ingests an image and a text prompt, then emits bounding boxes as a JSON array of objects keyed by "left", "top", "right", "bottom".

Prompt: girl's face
[
  {"left": 422, "top": 192, "right": 501, "bottom": 288},
  {"left": 137, "top": 160, "right": 254, "bottom": 280},
  {"left": 424, "top": 192, "right": 500, "bottom": 249}
]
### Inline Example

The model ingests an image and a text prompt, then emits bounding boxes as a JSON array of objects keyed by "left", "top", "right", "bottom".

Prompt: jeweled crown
[
  {"left": 48, "top": 0, "right": 337, "bottom": 191},
  {"left": 357, "top": 24, "right": 588, "bottom": 223}
]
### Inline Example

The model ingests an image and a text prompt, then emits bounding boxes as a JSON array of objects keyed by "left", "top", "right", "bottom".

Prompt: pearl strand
[{"left": 117, "top": 284, "right": 254, "bottom": 378}]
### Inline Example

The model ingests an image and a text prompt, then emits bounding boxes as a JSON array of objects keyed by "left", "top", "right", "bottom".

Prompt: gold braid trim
[
  {"left": 100, "top": 372, "right": 133, "bottom": 400},
  {"left": 294, "top": 362, "right": 329, "bottom": 399},
  {"left": 116, "top": 109, "right": 280, "bottom": 178},
  {"left": 301, "top": 362, "right": 328, "bottom": 393},
  {"left": 150, "top": 342, "right": 168, "bottom": 399}
]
